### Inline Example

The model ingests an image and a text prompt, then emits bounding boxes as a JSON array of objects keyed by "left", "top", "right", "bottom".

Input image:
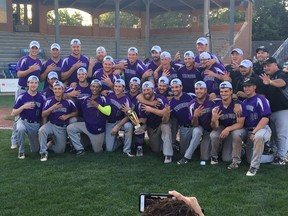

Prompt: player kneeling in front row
[
  {"left": 39, "top": 81, "right": 78, "bottom": 161},
  {"left": 67, "top": 79, "right": 111, "bottom": 155}
]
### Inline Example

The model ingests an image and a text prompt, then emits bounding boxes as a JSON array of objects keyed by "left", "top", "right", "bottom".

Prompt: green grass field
[{"left": 0, "top": 95, "right": 14, "bottom": 108}]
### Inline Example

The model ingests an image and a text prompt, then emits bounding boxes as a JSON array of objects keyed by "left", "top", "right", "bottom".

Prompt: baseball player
[
  {"left": 105, "top": 79, "right": 134, "bottom": 156},
  {"left": 67, "top": 79, "right": 111, "bottom": 155},
  {"left": 41, "top": 71, "right": 58, "bottom": 98},
  {"left": 61, "top": 39, "right": 89, "bottom": 85},
  {"left": 210, "top": 81, "right": 247, "bottom": 169},
  {"left": 40, "top": 43, "right": 63, "bottom": 88},
  {"left": 11, "top": 41, "right": 42, "bottom": 150},
  {"left": 188, "top": 81, "right": 215, "bottom": 162},
  {"left": 242, "top": 77, "right": 271, "bottom": 176},
  {"left": 168, "top": 79, "right": 194, "bottom": 164},
  {"left": 38, "top": 80, "right": 78, "bottom": 161},
  {"left": 126, "top": 77, "right": 141, "bottom": 109},
  {"left": 11, "top": 75, "right": 45, "bottom": 159}
]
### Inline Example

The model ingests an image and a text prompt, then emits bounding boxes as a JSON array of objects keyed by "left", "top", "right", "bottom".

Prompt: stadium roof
[{"left": 41, "top": 0, "right": 243, "bottom": 13}]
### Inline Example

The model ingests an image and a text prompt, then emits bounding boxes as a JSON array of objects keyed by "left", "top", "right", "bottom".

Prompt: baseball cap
[
  {"left": 48, "top": 71, "right": 58, "bottom": 80},
  {"left": 231, "top": 48, "right": 243, "bottom": 55},
  {"left": 200, "top": 52, "right": 211, "bottom": 60},
  {"left": 77, "top": 67, "right": 87, "bottom": 74},
  {"left": 50, "top": 43, "right": 61, "bottom": 50},
  {"left": 256, "top": 46, "right": 269, "bottom": 53},
  {"left": 70, "top": 39, "right": 81, "bottom": 45},
  {"left": 91, "top": 79, "right": 102, "bottom": 86},
  {"left": 128, "top": 47, "right": 138, "bottom": 54},
  {"left": 194, "top": 81, "right": 207, "bottom": 89},
  {"left": 170, "top": 78, "right": 182, "bottom": 86},
  {"left": 196, "top": 37, "right": 208, "bottom": 45},
  {"left": 242, "top": 77, "right": 257, "bottom": 86},
  {"left": 29, "top": 41, "right": 40, "bottom": 49},
  {"left": 239, "top": 59, "right": 253, "bottom": 68},
  {"left": 96, "top": 46, "right": 106, "bottom": 53},
  {"left": 103, "top": 55, "right": 114, "bottom": 64},
  {"left": 151, "top": 45, "right": 161, "bottom": 53},
  {"left": 142, "top": 81, "right": 154, "bottom": 89},
  {"left": 53, "top": 80, "right": 64, "bottom": 88},
  {"left": 219, "top": 81, "right": 232, "bottom": 89},
  {"left": 114, "top": 79, "right": 125, "bottom": 87},
  {"left": 130, "top": 77, "right": 141, "bottom": 85},
  {"left": 27, "top": 75, "right": 39, "bottom": 82},
  {"left": 262, "top": 57, "right": 277, "bottom": 65},
  {"left": 184, "top": 51, "right": 195, "bottom": 58},
  {"left": 160, "top": 51, "right": 171, "bottom": 59},
  {"left": 158, "top": 76, "right": 169, "bottom": 85}
]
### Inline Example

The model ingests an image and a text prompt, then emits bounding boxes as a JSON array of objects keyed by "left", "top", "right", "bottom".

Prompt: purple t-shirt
[
  {"left": 213, "top": 100, "right": 246, "bottom": 127},
  {"left": 14, "top": 91, "right": 45, "bottom": 121},
  {"left": 41, "top": 58, "right": 63, "bottom": 88},
  {"left": 93, "top": 68, "right": 120, "bottom": 92},
  {"left": 169, "top": 93, "right": 194, "bottom": 126},
  {"left": 242, "top": 94, "right": 271, "bottom": 128},
  {"left": 79, "top": 95, "right": 110, "bottom": 134},
  {"left": 107, "top": 93, "right": 131, "bottom": 122},
  {"left": 43, "top": 96, "right": 77, "bottom": 126},
  {"left": 177, "top": 66, "right": 201, "bottom": 93},
  {"left": 61, "top": 54, "right": 89, "bottom": 84},
  {"left": 17, "top": 55, "right": 42, "bottom": 87},
  {"left": 188, "top": 96, "right": 214, "bottom": 131},
  {"left": 137, "top": 94, "right": 168, "bottom": 129},
  {"left": 123, "top": 59, "right": 147, "bottom": 90}
]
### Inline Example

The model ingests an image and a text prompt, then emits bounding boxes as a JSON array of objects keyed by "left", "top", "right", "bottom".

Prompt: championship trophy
[{"left": 126, "top": 109, "right": 141, "bottom": 129}]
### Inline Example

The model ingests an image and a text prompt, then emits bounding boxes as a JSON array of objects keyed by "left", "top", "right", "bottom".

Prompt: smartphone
[{"left": 139, "top": 193, "right": 174, "bottom": 213}]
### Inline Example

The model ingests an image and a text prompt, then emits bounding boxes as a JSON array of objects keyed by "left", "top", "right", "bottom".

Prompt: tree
[
  {"left": 47, "top": 9, "right": 83, "bottom": 26},
  {"left": 99, "top": 11, "right": 140, "bottom": 28},
  {"left": 252, "top": 0, "right": 288, "bottom": 40}
]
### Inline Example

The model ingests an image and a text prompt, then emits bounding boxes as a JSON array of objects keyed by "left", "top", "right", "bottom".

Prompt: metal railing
[{"left": 272, "top": 37, "right": 288, "bottom": 67}]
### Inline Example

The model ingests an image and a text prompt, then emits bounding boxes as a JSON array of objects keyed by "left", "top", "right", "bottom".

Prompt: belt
[
  {"left": 54, "top": 123, "right": 67, "bottom": 128},
  {"left": 182, "top": 124, "right": 193, "bottom": 128},
  {"left": 247, "top": 127, "right": 255, "bottom": 131},
  {"left": 21, "top": 118, "right": 40, "bottom": 124}
]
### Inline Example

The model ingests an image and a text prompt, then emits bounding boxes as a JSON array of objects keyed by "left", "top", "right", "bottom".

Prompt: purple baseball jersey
[
  {"left": 93, "top": 68, "right": 120, "bottom": 91},
  {"left": 169, "top": 93, "right": 194, "bottom": 126},
  {"left": 155, "top": 67, "right": 178, "bottom": 83},
  {"left": 78, "top": 95, "right": 110, "bottom": 134},
  {"left": 146, "top": 60, "right": 159, "bottom": 72},
  {"left": 177, "top": 66, "right": 201, "bottom": 93},
  {"left": 213, "top": 100, "right": 247, "bottom": 127},
  {"left": 195, "top": 52, "right": 223, "bottom": 65},
  {"left": 43, "top": 96, "right": 77, "bottom": 126},
  {"left": 188, "top": 96, "right": 215, "bottom": 131},
  {"left": 242, "top": 94, "right": 271, "bottom": 128},
  {"left": 92, "top": 61, "right": 103, "bottom": 74},
  {"left": 125, "top": 91, "right": 140, "bottom": 110},
  {"left": 41, "top": 87, "right": 54, "bottom": 98},
  {"left": 137, "top": 94, "right": 168, "bottom": 129},
  {"left": 61, "top": 54, "right": 89, "bottom": 84},
  {"left": 41, "top": 58, "right": 63, "bottom": 88},
  {"left": 17, "top": 55, "right": 42, "bottom": 87},
  {"left": 107, "top": 93, "right": 132, "bottom": 122},
  {"left": 14, "top": 91, "right": 45, "bottom": 121}
]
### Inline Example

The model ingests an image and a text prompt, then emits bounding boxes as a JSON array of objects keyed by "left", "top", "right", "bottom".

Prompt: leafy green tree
[
  {"left": 47, "top": 9, "right": 83, "bottom": 26},
  {"left": 151, "top": 12, "right": 193, "bottom": 28},
  {"left": 99, "top": 11, "right": 140, "bottom": 28},
  {"left": 252, "top": 0, "right": 288, "bottom": 40}
]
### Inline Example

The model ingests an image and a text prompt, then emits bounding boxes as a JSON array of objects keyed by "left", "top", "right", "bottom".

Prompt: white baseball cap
[
  {"left": 184, "top": 51, "right": 195, "bottom": 58},
  {"left": 27, "top": 75, "right": 39, "bottom": 82},
  {"left": 151, "top": 45, "right": 162, "bottom": 53},
  {"left": 29, "top": 41, "right": 40, "bottom": 49},
  {"left": 158, "top": 76, "right": 169, "bottom": 85},
  {"left": 70, "top": 39, "right": 81, "bottom": 45},
  {"left": 53, "top": 80, "right": 64, "bottom": 88},
  {"left": 196, "top": 37, "right": 208, "bottom": 45},
  {"left": 103, "top": 55, "right": 114, "bottom": 64},
  {"left": 130, "top": 77, "right": 141, "bottom": 85},
  {"left": 160, "top": 51, "right": 171, "bottom": 59},
  {"left": 200, "top": 52, "right": 211, "bottom": 60},
  {"left": 128, "top": 47, "right": 138, "bottom": 54},
  {"left": 91, "top": 79, "right": 102, "bottom": 86},
  {"left": 114, "top": 79, "right": 125, "bottom": 87},
  {"left": 194, "top": 81, "right": 207, "bottom": 89},
  {"left": 142, "top": 81, "right": 154, "bottom": 89},
  {"left": 231, "top": 48, "right": 243, "bottom": 55},
  {"left": 96, "top": 46, "right": 106, "bottom": 53},
  {"left": 170, "top": 78, "right": 182, "bottom": 86},
  {"left": 239, "top": 59, "right": 253, "bottom": 68},
  {"left": 77, "top": 67, "right": 87, "bottom": 74},
  {"left": 219, "top": 81, "right": 232, "bottom": 89},
  {"left": 48, "top": 71, "right": 58, "bottom": 80},
  {"left": 50, "top": 43, "right": 61, "bottom": 50}
]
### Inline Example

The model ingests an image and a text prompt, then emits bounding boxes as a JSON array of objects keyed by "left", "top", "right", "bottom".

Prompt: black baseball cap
[
  {"left": 256, "top": 46, "right": 269, "bottom": 53},
  {"left": 262, "top": 57, "right": 277, "bottom": 65},
  {"left": 242, "top": 77, "right": 257, "bottom": 86}
]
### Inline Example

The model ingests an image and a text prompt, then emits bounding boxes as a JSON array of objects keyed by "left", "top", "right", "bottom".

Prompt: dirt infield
[{"left": 0, "top": 108, "right": 13, "bottom": 129}]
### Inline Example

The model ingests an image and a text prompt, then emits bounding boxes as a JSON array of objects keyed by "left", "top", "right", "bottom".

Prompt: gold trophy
[{"left": 126, "top": 109, "right": 141, "bottom": 129}]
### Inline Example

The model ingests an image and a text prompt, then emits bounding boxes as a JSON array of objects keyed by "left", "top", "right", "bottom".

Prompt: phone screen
[{"left": 139, "top": 193, "right": 172, "bottom": 213}]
